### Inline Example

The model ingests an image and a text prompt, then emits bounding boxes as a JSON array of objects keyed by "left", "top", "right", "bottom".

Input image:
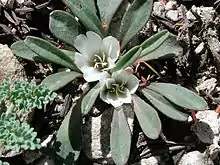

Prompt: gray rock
[
  {"left": 206, "top": 144, "right": 220, "bottom": 160},
  {"left": 166, "top": 10, "right": 179, "bottom": 22},
  {"left": 131, "top": 156, "right": 164, "bottom": 165},
  {"left": 186, "top": 11, "right": 196, "bottom": 21},
  {"left": 191, "top": 6, "right": 215, "bottom": 23},
  {"left": 16, "top": 0, "right": 24, "bottom": 4},
  {"left": 165, "top": 0, "right": 178, "bottom": 10},
  {"left": 196, "top": 78, "right": 217, "bottom": 95},
  {"left": 153, "top": 1, "right": 165, "bottom": 16},
  {"left": 82, "top": 104, "right": 134, "bottom": 164},
  {"left": 35, "top": 157, "right": 54, "bottom": 165},
  {"left": 0, "top": 44, "right": 27, "bottom": 84},
  {"left": 191, "top": 111, "right": 220, "bottom": 144},
  {"left": 178, "top": 151, "right": 213, "bottom": 165},
  {"left": 194, "top": 42, "right": 205, "bottom": 55},
  {"left": 0, "top": 0, "right": 14, "bottom": 8}
]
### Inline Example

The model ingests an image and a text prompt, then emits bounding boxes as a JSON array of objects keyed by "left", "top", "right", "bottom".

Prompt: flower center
[
  {"left": 109, "top": 83, "right": 125, "bottom": 96},
  {"left": 93, "top": 52, "right": 108, "bottom": 71}
]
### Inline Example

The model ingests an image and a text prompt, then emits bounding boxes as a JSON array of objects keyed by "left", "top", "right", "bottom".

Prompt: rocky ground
[{"left": 1, "top": 0, "right": 220, "bottom": 165}]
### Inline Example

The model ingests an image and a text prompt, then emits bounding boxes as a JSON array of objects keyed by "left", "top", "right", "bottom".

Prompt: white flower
[
  {"left": 100, "top": 70, "right": 139, "bottom": 107},
  {"left": 74, "top": 31, "right": 120, "bottom": 82}
]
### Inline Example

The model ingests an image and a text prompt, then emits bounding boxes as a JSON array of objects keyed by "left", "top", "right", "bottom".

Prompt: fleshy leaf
[
  {"left": 61, "top": 49, "right": 81, "bottom": 72},
  {"left": 119, "top": 0, "right": 153, "bottom": 49},
  {"left": 62, "top": 0, "right": 103, "bottom": 36},
  {"left": 97, "top": 0, "right": 123, "bottom": 31},
  {"left": 139, "top": 88, "right": 189, "bottom": 121},
  {"left": 24, "top": 36, "right": 76, "bottom": 70},
  {"left": 41, "top": 71, "right": 82, "bottom": 91},
  {"left": 111, "top": 46, "right": 140, "bottom": 72},
  {"left": 81, "top": 83, "right": 101, "bottom": 116},
  {"left": 49, "top": 10, "right": 79, "bottom": 47},
  {"left": 138, "top": 33, "right": 183, "bottom": 62},
  {"left": 147, "top": 83, "right": 207, "bottom": 110},
  {"left": 0, "top": 112, "right": 41, "bottom": 152},
  {"left": 133, "top": 95, "right": 161, "bottom": 139},
  {"left": 139, "top": 30, "right": 170, "bottom": 60},
  {"left": 11, "top": 41, "right": 46, "bottom": 62},
  {"left": 55, "top": 100, "right": 82, "bottom": 164},
  {"left": 111, "top": 106, "right": 131, "bottom": 165}
]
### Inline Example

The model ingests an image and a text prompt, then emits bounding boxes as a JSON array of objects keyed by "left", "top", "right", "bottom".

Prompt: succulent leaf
[
  {"left": 0, "top": 160, "right": 10, "bottom": 165},
  {"left": 147, "top": 83, "right": 207, "bottom": 110},
  {"left": 0, "top": 112, "right": 41, "bottom": 152}
]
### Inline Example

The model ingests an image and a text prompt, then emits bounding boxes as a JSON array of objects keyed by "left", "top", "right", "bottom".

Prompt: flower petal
[
  {"left": 118, "top": 88, "right": 132, "bottom": 104},
  {"left": 106, "top": 88, "right": 131, "bottom": 107},
  {"left": 106, "top": 78, "right": 115, "bottom": 89},
  {"left": 100, "top": 87, "right": 109, "bottom": 104},
  {"left": 126, "top": 74, "right": 139, "bottom": 94},
  {"left": 74, "top": 31, "right": 102, "bottom": 57},
  {"left": 102, "top": 36, "right": 120, "bottom": 62},
  {"left": 107, "top": 58, "right": 116, "bottom": 69},
  {"left": 82, "top": 66, "right": 110, "bottom": 82},
  {"left": 112, "top": 70, "right": 128, "bottom": 85},
  {"left": 74, "top": 52, "right": 90, "bottom": 69}
]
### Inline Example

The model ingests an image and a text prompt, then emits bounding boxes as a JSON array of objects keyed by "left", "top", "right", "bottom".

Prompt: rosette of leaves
[
  {"left": 0, "top": 112, "right": 41, "bottom": 152},
  {"left": 10, "top": 0, "right": 207, "bottom": 165},
  {"left": 0, "top": 80, "right": 57, "bottom": 111},
  {"left": 0, "top": 160, "right": 9, "bottom": 165},
  {"left": 0, "top": 80, "right": 10, "bottom": 104}
]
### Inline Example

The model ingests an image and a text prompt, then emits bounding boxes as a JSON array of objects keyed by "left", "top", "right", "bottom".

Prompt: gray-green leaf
[
  {"left": 24, "top": 36, "right": 76, "bottom": 70},
  {"left": 111, "top": 46, "right": 141, "bottom": 72},
  {"left": 147, "top": 83, "right": 207, "bottom": 110},
  {"left": 41, "top": 71, "right": 82, "bottom": 91},
  {"left": 11, "top": 41, "right": 46, "bottom": 62},
  {"left": 97, "top": 0, "right": 123, "bottom": 31},
  {"left": 55, "top": 100, "right": 82, "bottom": 164},
  {"left": 49, "top": 10, "right": 80, "bottom": 47},
  {"left": 133, "top": 95, "right": 161, "bottom": 139},
  {"left": 138, "top": 33, "right": 183, "bottom": 62},
  {"left": 119, "top": 0, "right": 153, "bottom": 49},
  {"left": 139, "top": 88, "right": 189, "bottom": 121},
  {"left": 81, "top": 83, "right": 101, "bottom": 116},
  {"left": 62, "top": 0, "right": 103, "bottom": 36},
  {"left": 111, "top": 106, "right": 131, "bottom": 165},
  {"left": 140, "top": 30, "right": 169, "bottom": 56}
]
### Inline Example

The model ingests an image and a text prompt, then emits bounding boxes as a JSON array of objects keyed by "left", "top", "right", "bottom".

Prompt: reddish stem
[{"left": 191, "top": 111, "right": 198, "bottom": 124}]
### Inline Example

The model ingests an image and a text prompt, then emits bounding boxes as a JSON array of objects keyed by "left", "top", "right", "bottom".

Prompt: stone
[
  {"left": 165, "top": 0, "right": 178, "bottom": 10},
  {"left": 186, "top": 11, "right": 196, "bottom": 21},
  {"left": 191, "top": 111, "right": 220, "bottom": 144},
  {"left": 191, "top": 6, "right": 215, "bottom": 23},
  {"left": 196, "top": 78, "right": 217, "bottom": 95},
  {"left": 178, "top": 151, "right": 214, "bottom": 165},
  {"left": 206, "top": 144, "right": 220, "bottom": 160},
  {"left": 166, "top": 10, "right": 179, "bottom": 22},
  {"left": 131, "top": 156, "right": 163, "bottom": 165},
  {"left": 0, "top": 0, "right": 14, "bottom": 8},
  {"left": 153, "top": 1, "right": 165, "bottom": 16},
  {"left": 23, "top": 151, "right": 42, "bottom": 164},
  {"left": 0, "top": 44, "right": 27, "bottom": 84},
  {"left": 82, "top": 104, "right": 134, "bottom": 164},
  {"left": 194, "top": 42, "right": 205, "bottom": 54},
  {"left": 35, "top": 157, "right": 55, "bottom": 165},
  {"left": 16, "top": 0, "right": 24, "bottom": 4}
]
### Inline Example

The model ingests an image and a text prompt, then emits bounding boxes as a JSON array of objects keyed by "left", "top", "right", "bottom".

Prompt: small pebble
[
  {"left": 166, "top": 10, "right": 179, "bottom": 21},
  {"left": 16, "top": 0, "right": 24, "bottom": 4},
  {"left": 194, "top": 42, "right": 205, "bottom": 54},
  {"left": 186, "top": 11, "right": 197, "bottom": 21},
  {"left": 165, "top": 0, "right": 178, "bottom": 10},
  {"left": 153, "top": 1, "right": 165, "bottom": 15},
  {"left": 178, "top": 151, "right": 213, "bottom": 165}
]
